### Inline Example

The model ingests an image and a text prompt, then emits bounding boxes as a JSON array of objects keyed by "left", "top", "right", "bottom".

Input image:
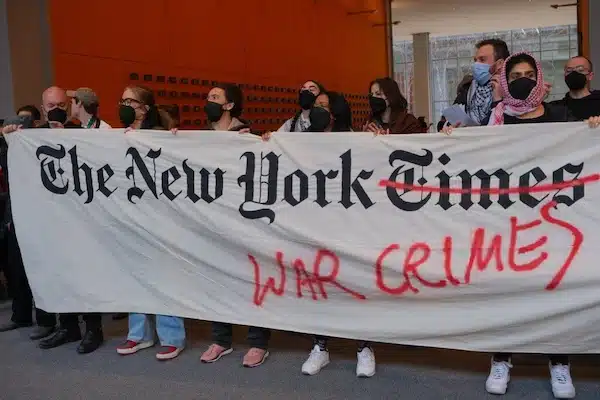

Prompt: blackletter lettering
[
  {"left": 68, "top": 146, "right": 95, "bottom": 204},
  {"left": 199, "top": 168, "right": 224, "bottom": 203},
  {"left": 313, "top": 170, "right": 339, "bottom": 207},
  {"left": 161, "top": 166, "right": 182, "bottom": 201},
  {"left": 553, "top": 163, "right": 585, "bottom": 206},
  {"left": 386, "top": 149, "right": 433, "bottom": 211},
  {"left": 36, "top": 145, "right": 69, "bottom": 194},
  {"left": 284, "top": 170, "right": 309, "bottom": 206},
  {"left": 182, "top": 160, "right": 225, "bottom": 204},
  {"left": 238, "top": 152, "right": 279, "bottom": 223},
  {"left": 97, "top": 165, "right": 117, "bottom": 197},
  {"left": 519, "top": 167, "right": 549, "bottom": 208},
  {"left": 339, "top": 150, "right": 374, "bottom": 209},
  {"left": 125, "top": 147, "right": 161, "bottom": 203},
  {"left": 457, "top": 169, "right": 514, "bottom": 210}
]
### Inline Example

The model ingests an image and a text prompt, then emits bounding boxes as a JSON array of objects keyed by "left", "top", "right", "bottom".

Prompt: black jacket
[{"left": 549, "top": 90, "right": 600, "bottom": 121}]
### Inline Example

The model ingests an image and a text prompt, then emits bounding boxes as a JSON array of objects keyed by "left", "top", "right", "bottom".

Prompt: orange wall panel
[{"left": 48, "top": 0, "right": 389, "bottom": 130}]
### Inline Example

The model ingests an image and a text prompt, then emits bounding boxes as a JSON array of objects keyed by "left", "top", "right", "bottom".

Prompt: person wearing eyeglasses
[
  {"left": 550, "top": 56, "right": 600, "bottom": 121},
  {"left": 114, "top": 86, "right": 184, "bottom": 361}
]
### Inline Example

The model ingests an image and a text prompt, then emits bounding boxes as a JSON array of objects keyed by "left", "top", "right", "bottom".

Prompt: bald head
[
  {"left": 41, "top": 86, "right": 68, "bottom": 122},
  {"left": 566, "top": 56, "right": 593, "bottom": 73},
  {"left": 42, "top": 86, "right": 67, "bottom": 106}
]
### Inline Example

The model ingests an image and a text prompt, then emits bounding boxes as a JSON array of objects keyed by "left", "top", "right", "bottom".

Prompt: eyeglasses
[
  {"left": 119, "top": 98, "right": 142, "bottom": 107},
  {"left": 565, "top": 66, "right": 590, "bottom": 74}
]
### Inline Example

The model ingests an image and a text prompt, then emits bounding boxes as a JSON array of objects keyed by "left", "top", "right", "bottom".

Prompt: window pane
[
  {"left": 456, "top": 34, "right": 481, "bottom": 58},
  {"left": 511, "top": 28, "right": 541, "bottom": 53},
  {"left": 540, "top": 26, "right": 570, "bottom": 50},
  {"left": 569, "top": 25, "right": 579, "bottom": 50},
  {"left": 431, "top": 59, "right": 458, "bottom": 103},
  {"left": 406, "top": 42, "right": 414, "bottom": 63},
  {"left": 405, "top": 63, "right": 414, "bottom": 112},
  {"left": 541, "top": 59, "right": 569, "bottom": 98},
  {"left": 431, "top": 37, "right": 458, "bottom": 60},
  {"left": 541, "top": 48, "right": 571, "bottom": 61}
]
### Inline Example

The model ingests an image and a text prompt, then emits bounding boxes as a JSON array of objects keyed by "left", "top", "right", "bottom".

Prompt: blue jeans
[{"left": 127, "top": 314, "right": 185, "bottom": 348}]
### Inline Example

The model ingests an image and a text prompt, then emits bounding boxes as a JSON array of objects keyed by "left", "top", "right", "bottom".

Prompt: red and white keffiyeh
[{"left": 488, "top": 52, "right": 546, "bottom": 126}]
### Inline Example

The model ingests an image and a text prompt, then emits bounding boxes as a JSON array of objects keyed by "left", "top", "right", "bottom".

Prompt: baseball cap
[{"left": 67, "top": 87, "right": 99, "bottom": 106}]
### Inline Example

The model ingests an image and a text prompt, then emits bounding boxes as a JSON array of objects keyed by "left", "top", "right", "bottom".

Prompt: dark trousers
[
  {"left": 5, "top": 229, "right": 54, "bottom": 327},
  {"left": 59, "top": 313, "right": 102, "bottom": 333},
  {"left": 494, "top": 353, "right": 569, "bottom": 365},
  {"left": 212, "top": 322, "right": 270, "bottom": 350},
  {"left": 315, "top": 335, "right": 370, "bottom": 351}
]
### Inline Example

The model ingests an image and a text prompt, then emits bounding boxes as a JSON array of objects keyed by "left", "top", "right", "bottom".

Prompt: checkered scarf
[
  {"left": 489, "top": 52, "right": 546, "bottom": 126},
  {"left": 467, "top": 79, "right": 493, "bottom": 125}
]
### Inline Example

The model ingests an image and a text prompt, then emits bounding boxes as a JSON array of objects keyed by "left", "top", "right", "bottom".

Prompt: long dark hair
[
  {"left": 126, "top": 85, "right": 173, "bottom": 130},
  {"left": 329, "top": 92, "right": 353, "bottom": 132},
  {"left": 368, "top": 77, "right": 408, "bottom": 125}
]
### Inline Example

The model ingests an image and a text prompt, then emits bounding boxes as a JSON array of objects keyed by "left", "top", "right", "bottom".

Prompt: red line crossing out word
[{"left": 378, "top": 173, "right": 600, "bottom": 195}]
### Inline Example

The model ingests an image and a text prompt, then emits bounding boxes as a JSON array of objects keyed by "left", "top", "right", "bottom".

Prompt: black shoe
[
  {"left": 77, "top": 330, "right": 104, "bottom": 354},
  {"left": 112, "top": 313, "right": 128, "bottom": 321},
  {"left": 39, "top": 328, "right": 81, "bottom": 349},
  {"left": 29, "top": 326, "right": 56, "bottom": 340},
  {"left": 0, "top": 320, "right": 33, "bottom": 332}
]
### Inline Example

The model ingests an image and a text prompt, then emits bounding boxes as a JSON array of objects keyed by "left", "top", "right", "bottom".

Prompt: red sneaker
[
  {"left": 156, "top": 345, "right": 184, "bottom": 361},
  {"left": 116, "top": 340, "right": 154, "bottom": 355}
]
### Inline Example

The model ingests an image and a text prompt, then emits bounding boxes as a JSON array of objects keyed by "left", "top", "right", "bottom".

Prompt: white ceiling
[{"left": 391, "top": 0, "right": 578, "bottom": 39}]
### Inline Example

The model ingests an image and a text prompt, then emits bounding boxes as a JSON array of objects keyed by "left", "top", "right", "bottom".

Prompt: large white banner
[{"left": 6, "top": 124, "right": 600, "bottom": 353}]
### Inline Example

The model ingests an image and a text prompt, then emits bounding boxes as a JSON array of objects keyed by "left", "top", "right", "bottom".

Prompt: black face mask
[
  {"left": 47, "top": 107, "right": 67, "bottom": 124},
  {"left": 565, "top": 71, "right": 588, "bottom": 91},
  {"left": 204, "top": 101, "right": 225, "bottom": 122},
  {"left": 309, "top": 107, "right": 331, "bottom": 132},
  {"left": 369, "top": 96, "right": 387, "bottom": 116},
  {"left": 508, "top": 77, "right": 537, "bottom": 101},
  {"left": 119, "top": 105, "right": 137, "bottom": 127},
  {"left": 299, "top": 90, "right": 317, "bottom": 110}
]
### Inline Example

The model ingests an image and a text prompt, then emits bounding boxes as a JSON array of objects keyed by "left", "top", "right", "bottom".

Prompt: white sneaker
[
  {"left": 549, "top": 363, "right": 576, "bottom": 399},
  {"left": 485, "top": 358, "right": 512, "bottom": 395},
  {"left": 356, "top": 347, "right": 376, "bottom": 378},
  {"left": 301, "top": 345, "right": 330, "bottom": 375}
]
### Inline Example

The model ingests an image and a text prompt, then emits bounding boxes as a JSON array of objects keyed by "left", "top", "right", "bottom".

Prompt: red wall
[{"left": 48, "top": 0, "right": 390, "bottom": 131}]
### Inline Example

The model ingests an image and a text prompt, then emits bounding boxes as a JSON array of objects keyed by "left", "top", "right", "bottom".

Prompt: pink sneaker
[
  {"left": 116, "top": 340, "right": 154, "bottom": 355},
  {"left": 200, "top": 344, "right": 233, "bottom": 363},
  {"left": 243, "top": 347, "right": 269, "bottom": 368},
  {"left": 156, "top": 346, "right": 184, "bottom": 361}
]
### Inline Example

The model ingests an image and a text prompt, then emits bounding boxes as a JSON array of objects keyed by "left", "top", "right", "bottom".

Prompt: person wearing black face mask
[
  {"left": 200, "top": 83, "right": 271, "bottom": 368},
  {"left": 277, "top": 80, "right": 326, "bottom": 132},
  {"left": 37, "top": 86, "right": 80, "bottom": 129},
  {"left": 204, "top": 83, "right": 250, "bottom": 132},
  {"left": 550, "top": 56, "right": 600, "bottom": 121},
  {"left": 364, "top": 77, "right": 421, "bottom": 135},
  {"left": 486, "top": 53, "right": 586, "bottom": 127},
  {"left": 0, "top": 86, "right": 84, "bottom": 348}
]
